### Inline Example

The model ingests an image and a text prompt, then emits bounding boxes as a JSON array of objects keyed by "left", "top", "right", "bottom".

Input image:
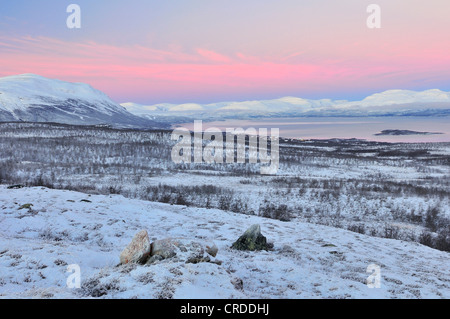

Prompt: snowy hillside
[
  {"left": 0, "top": 74, "right": 164, "bottom": 128},
  {"left": 0, "top": 186, "right": 448, "bottom": 299},
  {"left": 1, "top": 73, "right": 447, "bottom": 126},
  {"left": 122, "top": 89, "right": 450, "bottom": 122},
  {"left": 355, "top": 89, "right": 450, "bottom": 107}
]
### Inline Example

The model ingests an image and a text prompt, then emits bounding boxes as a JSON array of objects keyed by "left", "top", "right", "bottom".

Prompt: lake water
[{"left": 175, "top": 117, "right": 450, "bottom": 143}]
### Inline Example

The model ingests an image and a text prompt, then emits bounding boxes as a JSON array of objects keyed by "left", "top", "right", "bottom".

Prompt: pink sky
[{"left": 1, "top": 1, "right": 450, "bottom": 104}]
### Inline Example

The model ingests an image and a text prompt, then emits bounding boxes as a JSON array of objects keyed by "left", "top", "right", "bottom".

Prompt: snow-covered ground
[{"left": 0, "top": 186, "right": 448, "bottom": 299}]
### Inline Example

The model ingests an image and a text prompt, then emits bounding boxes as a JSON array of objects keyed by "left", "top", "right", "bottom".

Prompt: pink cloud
[
  {"left": 196, "top": 48, "right": 232, "bottom": 63},
  {"left": 1, "top": 35, "right": 450, "bottom": 103}
]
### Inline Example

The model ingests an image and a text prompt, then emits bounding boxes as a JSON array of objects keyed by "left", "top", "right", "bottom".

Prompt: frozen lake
[{"left": 175, "top": 116, "right": 450, "bottom": 143}]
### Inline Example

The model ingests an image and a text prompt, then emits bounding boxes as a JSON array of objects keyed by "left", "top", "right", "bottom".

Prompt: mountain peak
[
  {"left": 4, "top": 73, "right": 44, "bottom": 79},
  {"left": 360, "top": 89, "right": 450, "bottom": 106},
  {"left": 122, "top": 88, "right": 450, "bottom": 122},
  {"left": 0, "top": 74, "right": 164, "bottom": 128}
]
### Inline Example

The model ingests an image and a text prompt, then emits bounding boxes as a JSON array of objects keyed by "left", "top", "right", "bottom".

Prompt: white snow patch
[{"left": 0, "top": 186, "right": 448, "bottom": 299}]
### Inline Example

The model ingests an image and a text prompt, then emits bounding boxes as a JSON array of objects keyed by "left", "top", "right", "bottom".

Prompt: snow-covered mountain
[
  {"left": 2, "top": 73, "right": 447, "bottom": 127},
  {"left": 354, "top": 89, "right": 450, "bottom": 107},
  {"left": 122, "top": 89, "right": 450, "bottom": 123},
  {"left": 0, "top": 74, "right": 164, "bottom": 128}
]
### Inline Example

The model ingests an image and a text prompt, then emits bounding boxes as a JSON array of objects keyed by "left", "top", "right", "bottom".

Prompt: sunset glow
[{"left": 1, "top": 0, "right": 450, "bottom": 104}]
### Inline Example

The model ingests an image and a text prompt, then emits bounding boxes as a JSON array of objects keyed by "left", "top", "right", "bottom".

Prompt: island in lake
[{"left": 375, "top": 129, "right": 444, "bottom": 136}]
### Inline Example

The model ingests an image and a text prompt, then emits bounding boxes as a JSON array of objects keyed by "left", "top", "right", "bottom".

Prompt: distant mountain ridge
[
  {"left": 122, "top": 89, "right": 450, "bottom": 123},
  {"left": 1, "top": 74, "right": 448, "bottom": 127},
  {"left": 0, "top": 74, "right": 165, "bottom": 128}
]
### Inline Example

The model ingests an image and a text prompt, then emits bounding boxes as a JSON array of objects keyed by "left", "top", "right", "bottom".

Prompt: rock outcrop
[
  {"left": 205, "top": 243, "right": 219, "bottom": 257},
  {"left": 119, "top": 230, "right": 151, "bottom": 264},
  {"left": 120, "top": 231, "right": 220, "bottom": 265},
  {"left": 147, "top": 238, "right": 217, "bottom": 265},
  {"left": 231, "top": 224, "right": 270, "bottom": 251}
]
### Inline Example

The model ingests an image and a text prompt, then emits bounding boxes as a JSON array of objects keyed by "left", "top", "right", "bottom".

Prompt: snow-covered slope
[
  {"left": 355, "top": 89, "right": 450, "bottom": 107},
  {"left": 122, "top": 97, "right": 340, "bottom": 117},
  {"left": 0, "top": 186, "right": 448, "bottom": 299},
  {"left": 0, "top": 74, "right": 164, "bottom": 128},
  {"left": 122, "top": 89, "right": 450, "bottom": 122}
]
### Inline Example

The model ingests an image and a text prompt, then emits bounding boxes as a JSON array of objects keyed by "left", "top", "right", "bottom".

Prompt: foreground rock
[
  {"left": 231, "top": 224, "right": 270, "bottom": 251},
  {"left": 205, "top": 243, "right": 219, "bottom": 257},
  {"left": 147, "top": 238, "right": 220, "bottom": 265},
  {"left": 120, "top": 230, "right": 151, "bottom": 264},
  {"left": 120, "top": 230, "right": 221, "bottom": 265}
]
